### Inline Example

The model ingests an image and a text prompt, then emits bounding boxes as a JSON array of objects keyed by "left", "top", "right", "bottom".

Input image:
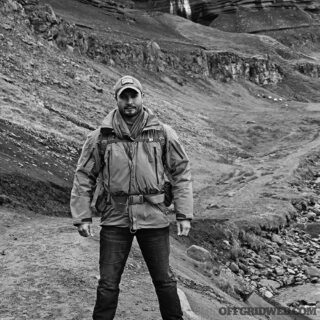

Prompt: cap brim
[{"left": 117, "top": 85, "right": 141, "bottom": 98}]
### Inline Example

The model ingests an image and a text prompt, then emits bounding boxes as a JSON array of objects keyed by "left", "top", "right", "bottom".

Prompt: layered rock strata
[{"left": 8, "top": 0, "right": 284, "bottom": 85}]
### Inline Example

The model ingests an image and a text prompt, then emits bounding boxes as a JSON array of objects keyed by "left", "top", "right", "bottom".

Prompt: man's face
[{"left": 117, "top": 88, "right": 143, "bottom": 118}]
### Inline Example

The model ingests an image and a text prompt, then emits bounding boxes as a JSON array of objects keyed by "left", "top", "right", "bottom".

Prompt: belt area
[{"left": 112, "top": 193, "right": 164, "bottom": 205}]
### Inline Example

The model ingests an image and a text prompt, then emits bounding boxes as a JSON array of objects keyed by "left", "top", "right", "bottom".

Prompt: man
[{"left": 70, "top": 75, "right": 193, "bottom": 320}]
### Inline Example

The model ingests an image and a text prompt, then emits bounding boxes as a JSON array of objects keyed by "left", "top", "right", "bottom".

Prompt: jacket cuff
[
  {"left": 70, "top": 194, "right": 93, "bottom": 225},
  {"left": 73, "top": 217, "right": 93, "bottom": 226},
  {"left": 176, "top": 213, "right": 193, "bottom": 220}
]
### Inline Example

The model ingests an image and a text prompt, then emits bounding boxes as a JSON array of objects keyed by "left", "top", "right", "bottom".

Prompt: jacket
[{"left": 70, "top": 107, "right": 193, "bottom": 230}]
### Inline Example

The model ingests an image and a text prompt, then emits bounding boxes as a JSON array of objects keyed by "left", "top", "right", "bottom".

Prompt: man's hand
[
  {"left": 177, "top": 220, "right": 191, "bottom": 236},
  {"left": 77, "top": 223, "right": 93, "bottom": 237}
]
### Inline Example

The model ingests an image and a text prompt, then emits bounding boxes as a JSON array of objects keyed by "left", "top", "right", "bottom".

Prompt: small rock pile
[
  {"left": 291, "top": 168, "right": 320, "bottom": 236},
  {"left": 186, "top": 223, "right": 320, "bottom": 301},
  {"left": 241, "top": 227, "right": 320, "bottom": 299},
  {"left": 186, "top": 245, "right": 252, "bottom": 299}
]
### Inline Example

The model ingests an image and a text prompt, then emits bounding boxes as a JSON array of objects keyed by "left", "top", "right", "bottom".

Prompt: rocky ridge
[
  {"left": 7, "top": 0, "right": 319, "bottom": 95},
  {"left": 17, "top": 0, "right": 284, "bottom": 85}
]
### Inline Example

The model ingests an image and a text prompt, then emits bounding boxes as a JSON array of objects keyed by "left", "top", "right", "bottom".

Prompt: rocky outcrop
[
  {"left": 198, "top": 0, "right": 320, "bottom": 14},
  {"left": 205, "top": 51, "right": 283, "bottom": 84},
  {"left": 169, "top": 0, "right": 192, "bottom": 19},
  {"left": 296, "top": 62, "right": 320, "bottom": 78},
  {"left": 146, "top": 1, "right": 320, "bottom": 21},
  {"left": 3, "top": 0, "right": 283, "bottom": 86},
  {"left": 77, "top": 0, "right": 134, "bottom": 10}
]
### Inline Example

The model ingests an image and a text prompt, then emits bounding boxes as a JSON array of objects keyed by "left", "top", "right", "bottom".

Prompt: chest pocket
[
  {"left": 134, "top": 130, "right": 166, "bottom": 194},
  {"left": 103, "top": 142, "right": 131, "bottom": 195},
  {"left": 135, "top": 141, "right": 164, "bottom": 193}
]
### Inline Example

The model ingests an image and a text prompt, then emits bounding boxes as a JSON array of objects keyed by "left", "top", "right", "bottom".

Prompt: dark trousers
[{"left": 92, "top": 226, "right": 184, "bottom": 320}]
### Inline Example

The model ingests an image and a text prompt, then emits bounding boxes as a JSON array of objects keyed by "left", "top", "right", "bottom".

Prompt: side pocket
[
  {"left": 91, "top": 175, "right": 110, "bottom": 214},
  {"left": 96, "top": 189, "right": 111, "bottom": 213},
  {"left": 94, "top": 184, "right": 111, "bottom": 214}
]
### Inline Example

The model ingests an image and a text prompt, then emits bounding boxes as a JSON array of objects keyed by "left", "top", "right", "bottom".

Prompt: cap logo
[{"left": 121, "top": 77, "right": 134, "bottom": 85}]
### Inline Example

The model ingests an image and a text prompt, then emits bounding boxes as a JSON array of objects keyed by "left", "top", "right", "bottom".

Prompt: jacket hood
[{"left": 100, "top": 107, "right": 161, "bottom": 133}]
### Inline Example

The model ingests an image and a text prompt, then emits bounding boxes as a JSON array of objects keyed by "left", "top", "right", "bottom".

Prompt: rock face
[
  {"left": 77, "top": 0, "right": 134, "bottom": 10},
  {"left": 296, "top": 62, "right": 320, "bottom": 78},
  {"left": 146, "top": 0, "right": 320, "bottom": 60},
  {"left": 205, "top": 51, "right": 283, "bottom": 84},
  {"left": 146, "top": 0, "right": 320, "bottom": 24},
  {"left": 10, "top": 0, "right": 284, "bottom": 85}
]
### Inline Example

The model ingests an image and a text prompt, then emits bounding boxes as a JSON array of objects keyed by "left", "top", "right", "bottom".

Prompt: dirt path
[
  {"left": 0, "top": 208, "right": 165, "bottom": 320},
  {"left": 0, "top": 207, "right": 274, "bottom": 320}
]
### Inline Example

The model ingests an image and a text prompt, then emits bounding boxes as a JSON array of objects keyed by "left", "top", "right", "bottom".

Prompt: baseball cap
[{"left": 114, "top": 75, "right": 143, "bottom": 98}]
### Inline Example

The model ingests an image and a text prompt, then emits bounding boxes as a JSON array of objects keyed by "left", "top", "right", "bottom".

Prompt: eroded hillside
[
  {"left": 1, "top": 0, "right": 320, "bottom": 319},
  {"left": 1, "top": 0, "right": 320, "bottom": 222}
]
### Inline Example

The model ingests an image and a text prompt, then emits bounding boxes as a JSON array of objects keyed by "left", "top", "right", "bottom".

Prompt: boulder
[
  {"left": 259, "top": 279, "right": 281, "bottom": 290},
  {"left": 186, "top": 245, "right": 212, "bottom": 262},
  {"left": 289, "top": 257, "right": 304, "bottom": 266},
  {"left": 275, "top": 267, "right": 285, "bottom": 276},
  {"left": 287, "top": 268, "right": 295, "bottom": 275},
  {"left": 270, "top": 254, "right": 281, "bottom": 263},
  {"left": 229, "top": 262, "right": 239, "bottom": 273},
  {"left": 305, "top": 266, "right": 320, "bottom": 278},
  {"left": 283, "top": 276, "right": 295, "bottom": 285},
  {"left": 238, "top": 262, "right": 250, "bottom": 274},
  {"left": 271, "top": 234, "right": 284, "bottom": 245},
  {"left": 306, "top": 211, "right": 317, "bottom": 220},
  {"left": 264, "top": 290, "right": 273, "bottom": 299}
]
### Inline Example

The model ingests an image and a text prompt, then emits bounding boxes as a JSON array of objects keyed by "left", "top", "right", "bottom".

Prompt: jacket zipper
[
  {"left": 107, "top": 149, "right": 111, "bottom": 188},
  {"left": 170, "top": 142, "right": 184, "bottom": 159},
  {"left": 154, "top": 147, "right": 159, "bottom": 184}
]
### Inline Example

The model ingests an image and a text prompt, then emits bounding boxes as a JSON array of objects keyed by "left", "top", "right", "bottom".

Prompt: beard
[{"left": 120, "top": 105, "right": 142, "bottom": 118}]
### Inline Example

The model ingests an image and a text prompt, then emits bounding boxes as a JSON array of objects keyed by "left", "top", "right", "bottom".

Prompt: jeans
[{"left": 92, "top": 226, "right": 184, "bottom": 320}]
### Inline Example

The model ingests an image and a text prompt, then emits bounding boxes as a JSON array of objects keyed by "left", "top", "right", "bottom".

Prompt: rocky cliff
[
  {"left": 134, "top": 1, "right": 320, "bottom": 24},
  {"left": 4, "top": 0, "right": 316, "bottom": 99}
]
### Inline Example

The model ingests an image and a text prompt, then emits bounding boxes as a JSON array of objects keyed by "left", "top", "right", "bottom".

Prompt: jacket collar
[{"left": 100, "top": 107, "right": 161, "bottom": 134}]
